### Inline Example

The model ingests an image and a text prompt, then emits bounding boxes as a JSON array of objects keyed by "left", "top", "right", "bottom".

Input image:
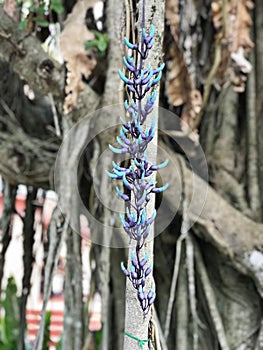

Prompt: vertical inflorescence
[{"left": 107, "top": 25, "right": 168, "bottom": 317}]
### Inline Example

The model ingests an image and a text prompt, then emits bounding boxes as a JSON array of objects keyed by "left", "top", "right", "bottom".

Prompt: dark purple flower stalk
[{"left": 107, "top": 25, "right": 167, "bottom": 317}]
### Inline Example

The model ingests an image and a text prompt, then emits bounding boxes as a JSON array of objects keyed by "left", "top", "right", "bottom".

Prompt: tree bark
[
  {"left": 0, "top": 181, "right": 16, "bottom": 292},
  {"left": 123, "top": 1, "right": 165, "bottom": 349},
  {"left": 19, "top": 187, "right": 37, "bottom": 350},
  {"left": 255, "top": 0, "right": 263, "bottom": 219},
  {"left": 91, "top": 0, "right": 125, "bottom": 347},
  {"left": 160, "top": 143, "right": 263, "bottom": 295},
  {"left": 0, "top": 6, "right": 63, "bottom": 98}
]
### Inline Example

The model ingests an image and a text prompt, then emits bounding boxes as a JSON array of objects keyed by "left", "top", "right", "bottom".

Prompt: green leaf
[
  {"left": 51, "top": 0, "right": 62, "bottom": 6},
  {"left": 34, "top": 17, "right": 49, "bottom": 27},
  {"left": 95, "top": 330, "right": 103, "bottom": 350},
  {"left": 50, "top": 2, "right": 64, "bottom": 14},
  {"left": 102, "top": 33, "right": 109, "bottom": 44},
  {"left": 28, "top": 4, "right": 35, "bottom": 12},
  {"left": 56, "top": 334, "right": 63, "bottom": 350},
  {"left": 0, "top": 318, "right": 8, "bottom": 345},
  {"left": 93, "top": 31, "right": 109, "bottom": 41},
  {"left": 35, "top": 3, "right": 46, "bottom": 15},
  {"left": 43, "top": 312, "right": 51, "bottom": 350},
  {"left": 92, "top": 30, "right": 103, "bottom": 40},
  {"left": 0, "top": 277, "right": 20, "bottom": 349},
  {"left": 90, "top": 31, "right": 109, "bottom": 54},
  {"left": 85, "top": 39, "right": 99, "bottom": 50},
  {"left": 18, "top": 19, "right": 27, "bottom": 30},
  {"left": 85, "top": 32, "right": 109, "bottom": 57},
  {"left": 97, "top": 38, "right": 107, "bottom": 53}
]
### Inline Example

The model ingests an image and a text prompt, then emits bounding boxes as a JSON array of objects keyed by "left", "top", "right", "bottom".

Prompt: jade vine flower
[{"left": 107, "top": 25, "right": 168, "bottom": 317}]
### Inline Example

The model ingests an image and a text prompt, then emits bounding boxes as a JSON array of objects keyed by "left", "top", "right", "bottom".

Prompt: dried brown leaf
[
  {"left": 60, "top": 0, "right": 98, "bottom": 114},
  {"left": 211, "top": 0, "right": 254, "bottom": 92},
  {"left": 181, "top": 89, "right": 202, "bottom": 142},
  {"left": 165, "top": 39, "right": 202, "bottom": 136},
  {"left": 166, "top": 44, "right": 193, "bottom": 107},
  {"left": 165, "top": 0, "right": 179, "bottom": 41},
  {"left": 232, "top": 0, "right": 254, "bottom": 52}
]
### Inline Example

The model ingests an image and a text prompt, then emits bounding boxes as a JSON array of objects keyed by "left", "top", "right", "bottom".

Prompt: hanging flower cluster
[{"left": 107, "top": 25, "right": 168, "bottom": 317}]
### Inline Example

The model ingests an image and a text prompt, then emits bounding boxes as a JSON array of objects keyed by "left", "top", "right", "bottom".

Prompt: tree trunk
[
  {"left": 19, "top": 187, "right": 37, "bottom": 350},
  {"left": 0, "top": 181, "right": 16, "bottom": 291},
  {"left": 123, "top": 1, "right": 165, "bottom": 349}
]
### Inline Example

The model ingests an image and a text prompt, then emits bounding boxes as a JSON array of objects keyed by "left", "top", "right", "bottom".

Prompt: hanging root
[
  {"left": 164, "top": 229, "right": 185, "bottom": 341},
  {"left": 150, "top": 306, "right": 168, "bottom": 350},
  {"left": 186, "top": 234, "right": 203, "bottom": 350},
  {"left": 194, "top": 237, "right": 231, "bottom": 350}
]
